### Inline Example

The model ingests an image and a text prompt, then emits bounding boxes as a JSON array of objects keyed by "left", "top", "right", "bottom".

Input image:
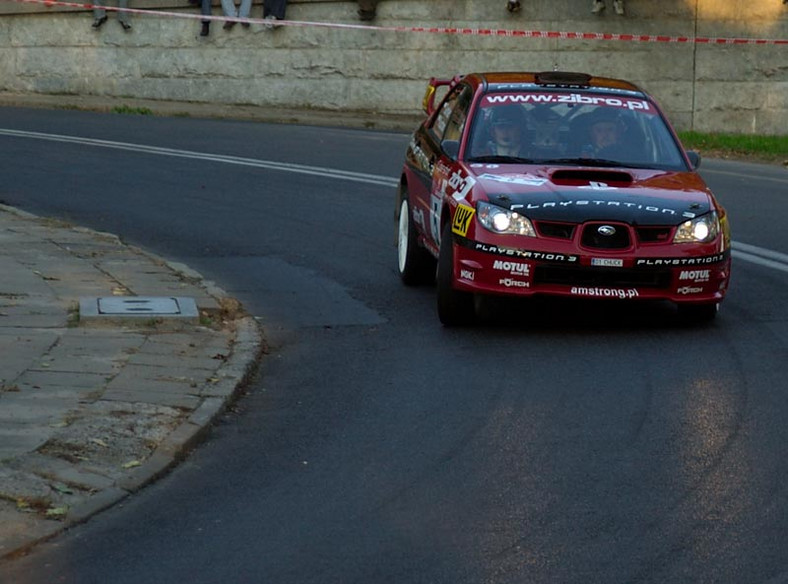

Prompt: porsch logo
[{"left": 499, "top": 278, "right": 529, "bottom": 288}]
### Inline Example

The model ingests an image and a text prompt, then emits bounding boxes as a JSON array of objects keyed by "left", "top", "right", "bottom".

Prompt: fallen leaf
[
  {"left": 46, "top": 506, "right": 69, "bottom": 518},
  {"left": 52, "top": 483, "right": 74, "bottom": 495},
  {"left": 90, "top": 438, "right": 109, "bottom": 448},
  {"left": 122, "top": 460, "right": 142, "bottom": 469}
]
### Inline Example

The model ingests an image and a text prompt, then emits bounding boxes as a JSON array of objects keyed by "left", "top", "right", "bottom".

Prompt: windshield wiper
[{"left": 465, "top": 155, "right": 538, "bottom": 164}]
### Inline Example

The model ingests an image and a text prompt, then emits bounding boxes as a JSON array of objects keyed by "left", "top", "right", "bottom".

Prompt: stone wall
[{"left": 0, "top": 0, "right": 785, "bottom": 134}]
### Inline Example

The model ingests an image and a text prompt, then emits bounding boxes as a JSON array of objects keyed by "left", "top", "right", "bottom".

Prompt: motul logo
[
  {"left": 679, "top": 269, "right": 710, "bottom": 281},
  {"left": 493, "top": 260, "right": 530, "bottom": 275}
]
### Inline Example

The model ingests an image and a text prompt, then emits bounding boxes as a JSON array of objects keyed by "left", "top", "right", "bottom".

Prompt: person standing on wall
[
  {"left": 263, "top": 0, "right": 287, "bottom": 28},
  {"left": 91, "top": 0, "right": 132, "bottom": 31}
]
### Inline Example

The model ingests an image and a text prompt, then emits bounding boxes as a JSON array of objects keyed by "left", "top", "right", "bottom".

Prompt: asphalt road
[{"left": 1, "top": 107, "right": 787, "bottom": 584}]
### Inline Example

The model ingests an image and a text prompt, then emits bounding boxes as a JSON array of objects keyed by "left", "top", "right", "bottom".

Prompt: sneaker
[
  {"left": 91, "top": 15, "right": 107, "bottom": 29},
  {"left": 613, "top": 0, "right": 624, "bottom": 15},
  {"left": 200, "top": 21, "right": 210, "bottom": 36},
  {"left": 120, "top": 21, "right": 132, "bottom": 31},
  {"left": 223, "top": 20, "right": 236, "bottom": 30},
  {"left": 591, "top": 0, "right": 605, "bottom": 14},
  {"left": 262, "top": 14, "right": 281, "bottom": 29},
  {"left": 506, "top": 0, "right": 521, "bottom": 12}
]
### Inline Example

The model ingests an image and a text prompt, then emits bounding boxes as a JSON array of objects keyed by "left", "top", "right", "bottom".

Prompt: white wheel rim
[{"left": 397, "top": 199, "right": 409, "bottom": 273}]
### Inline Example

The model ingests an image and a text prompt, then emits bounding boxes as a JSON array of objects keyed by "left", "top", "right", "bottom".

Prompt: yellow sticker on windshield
[{"left": 452, "top": 205, "right": 476, "bottom": 237}]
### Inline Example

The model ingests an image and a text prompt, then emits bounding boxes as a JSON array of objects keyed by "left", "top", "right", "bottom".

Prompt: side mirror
[{"left": 686, "top": 150, "right": 702, "bottom": 169}]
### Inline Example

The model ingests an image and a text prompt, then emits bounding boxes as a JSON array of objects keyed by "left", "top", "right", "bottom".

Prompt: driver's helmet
[{"left": 488, "top": 105, "right": 528, "bottom": 147}]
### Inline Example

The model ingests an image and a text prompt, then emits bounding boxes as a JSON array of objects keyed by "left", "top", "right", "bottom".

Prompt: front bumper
[{"left": 452, "top": 236, "right": 731, "bottom": 305}]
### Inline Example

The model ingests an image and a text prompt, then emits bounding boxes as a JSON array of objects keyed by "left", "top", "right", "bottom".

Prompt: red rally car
[{"left": 396, "top": 71, "right": 731, "bottom": 325}]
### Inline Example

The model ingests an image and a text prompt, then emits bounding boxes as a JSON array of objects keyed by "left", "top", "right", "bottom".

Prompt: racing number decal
[{"left": 452, "top": 205, "right": 476, "bottom": 237}]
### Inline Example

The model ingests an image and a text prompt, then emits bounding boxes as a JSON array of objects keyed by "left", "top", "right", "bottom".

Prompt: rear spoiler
[{"left": 422, "top": 75, "right": 464, "bottom": 116}]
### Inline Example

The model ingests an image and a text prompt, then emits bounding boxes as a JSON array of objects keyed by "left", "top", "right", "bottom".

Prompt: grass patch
[
  {"left": 678, "top": 131, "right": 788, "bottom": 165},
  {"left": 111, "top": 105, "right": 154, "bottom": 116}
]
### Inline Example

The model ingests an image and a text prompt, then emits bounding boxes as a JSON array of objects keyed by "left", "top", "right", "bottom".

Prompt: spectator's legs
[
  {"left": 263, "top": 0, "right": 287, "bottom": 19},
  {"left": 238, "top": 0, "right": 251, "bottom": 19},
  {"left": 91, "top": 0, "right": 107, "bottom": 27},
  {"left": 117, "top": 0, "right": 130, "bottom": 27},
  {"left": 200, "top": 0, "right": 211, "bottom": 35},
  {"left": 220, "top": 0, "right": 237, "bottom": 17},
  {"left": 357, "top": 0, "right": 378, "bottom": 20}
]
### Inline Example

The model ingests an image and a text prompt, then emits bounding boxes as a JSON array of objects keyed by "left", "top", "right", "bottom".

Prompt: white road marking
[
  {"left": 733, "top": 242, "right": 788, "bottom": 274},
  {"left": 4, "top": 128, "right": 788, "bottom": 274},
  {"left": 0, "top": 128, "right": 400, "bottom": 188}
]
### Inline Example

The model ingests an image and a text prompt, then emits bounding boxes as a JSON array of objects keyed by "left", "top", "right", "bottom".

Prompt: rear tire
[
  {"left": 677, "top": 302, "right": 718, "bottom": 324},
  {"left": 397, "top": 192, "right": 436, "bottom": 286},
  {"left": 437, "top": 223, "right": 475, "bottom": 326}
]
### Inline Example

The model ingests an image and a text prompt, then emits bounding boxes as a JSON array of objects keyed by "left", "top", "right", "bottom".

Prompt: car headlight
[
  {"left": 673, "top": 211, "right": 719, "bottom": 243},
  {"left": 477, "top": 201, "right": 536, "bottom": 237}
]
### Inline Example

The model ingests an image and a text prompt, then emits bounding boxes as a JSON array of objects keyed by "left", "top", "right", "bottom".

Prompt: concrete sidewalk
[{"left": 0, "top": 204, "right": 263, "bottom": 559}]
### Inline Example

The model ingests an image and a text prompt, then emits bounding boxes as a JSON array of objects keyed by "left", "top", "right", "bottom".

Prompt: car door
[{"left": 408, "top": 83, "right": 475, "bottom": 250}]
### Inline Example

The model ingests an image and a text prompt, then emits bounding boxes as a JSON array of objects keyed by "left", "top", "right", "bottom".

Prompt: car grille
[
  {"left": 533, "top": 221, "right": 674, "bottom": 247},
  {"left": 581, "top": 223, "right": 631, "bottom": 250},
  {"left": 535, "top": 221, "right": 575, "bottom": 240},
  {"left": 636, "top": 226, "right": 673, "bottom": 244},
  {"left": 533, "top": 265, "right": 672, "bottom": 289}
]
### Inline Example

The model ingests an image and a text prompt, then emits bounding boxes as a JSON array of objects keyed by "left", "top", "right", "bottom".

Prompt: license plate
[{"left": 591, "top": 258, "right": 623, "bottom": 267}]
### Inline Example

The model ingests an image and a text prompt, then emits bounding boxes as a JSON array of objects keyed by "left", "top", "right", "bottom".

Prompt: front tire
[
  {"left": 437, "top": 223, "right": 475, "bottom": 326},
  {"left": 397, "top": 193, "right": 436, "bottom": 286}
]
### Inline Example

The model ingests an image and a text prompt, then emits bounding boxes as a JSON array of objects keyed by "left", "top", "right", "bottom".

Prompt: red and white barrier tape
[{"left": 5, "top": 0, "right": 788, "bottom": 45}]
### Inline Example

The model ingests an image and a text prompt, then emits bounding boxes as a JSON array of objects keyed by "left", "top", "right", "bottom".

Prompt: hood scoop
[{"left": 551, "top": 169, "right": 634, "bottom": 187}]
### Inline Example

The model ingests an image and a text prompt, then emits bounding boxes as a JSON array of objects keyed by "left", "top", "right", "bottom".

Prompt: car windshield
[{"left": 465, "top": 89, "right": 688, "bottom": 170}]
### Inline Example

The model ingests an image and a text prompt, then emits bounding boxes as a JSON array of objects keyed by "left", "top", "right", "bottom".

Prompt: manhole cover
[
  {"left": 79, "top": 296, "right": 199, "bottom": 325},
  {"left": 98, "top": 297, "right": 182, "bottom": 315}
]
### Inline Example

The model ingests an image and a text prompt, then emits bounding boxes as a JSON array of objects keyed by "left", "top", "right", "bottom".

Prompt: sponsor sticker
[
  {"left": 510, "top": 200, "right": 682, "bottom": 216},
  {"left": 499, "top": 278, "right": 530, "bottom": 288},
  {"left": 570, "top": 286, "right": 639, "bottom": 299},
  {"left": 677, "top": 286, "right": 704, "bottom": 295},
  {"left": 460, "top": 269, "right": 475, "bottom": 281},
  {"left": 479, "top": 173, "right": 547, "bottom": 187},
  {"left": 473, "top": 242, "right": 579, "bottom": 263},
  {"left": 430, "top": 195, "right": 442, "bottom": 242},
  {"left": 447, "top": 169, "right": 476, "bottom": 201},
  {"left": 452, "top": 205, "right": 476, "bottom": 237},
  {"left": 636, "top": 254, "right": 726, "bottom": 267},
  {"left": 591, "top": 258, "right": 624, "bottom": 267},
  {"left": 678, "top": 269, "right": 710, "bottom": 282},
  {"left": 412, "top": 207, "right": 426, "bottom": 230},
  {"left": 483, "top": 93, "right": 653, "bottom": 113},
  {"left": 493, "top": 259, "right": 531, "bottom": 276}
]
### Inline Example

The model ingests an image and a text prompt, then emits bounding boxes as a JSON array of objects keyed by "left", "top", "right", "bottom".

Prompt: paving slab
[{"left": 0, "top": 203, "right": 264, "bottom": 562}]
